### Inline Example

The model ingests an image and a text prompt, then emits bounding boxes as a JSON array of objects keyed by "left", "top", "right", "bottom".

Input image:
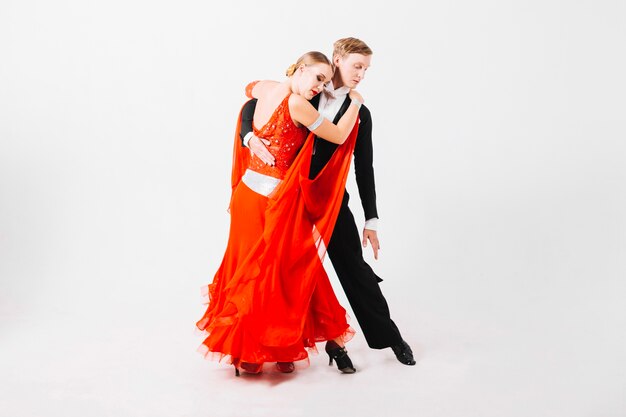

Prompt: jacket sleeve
[
  {"left": 239, "top": 99, "right": 257, "bottom": 145},
  {"left": 353, "top": 105, "right": 378, "bottom": 220}
]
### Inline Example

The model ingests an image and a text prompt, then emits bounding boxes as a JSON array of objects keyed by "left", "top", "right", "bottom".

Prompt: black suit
[{"left": 239, "top": 95, "right": 403, "bottom": 349}]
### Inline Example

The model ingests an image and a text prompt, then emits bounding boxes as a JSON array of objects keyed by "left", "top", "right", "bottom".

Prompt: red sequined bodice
[{"left": 248, "top": 94, "right": 308, "bottom": 179}]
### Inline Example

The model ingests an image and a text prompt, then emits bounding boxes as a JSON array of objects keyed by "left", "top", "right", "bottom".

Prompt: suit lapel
[
  {"left": 310, "top": 94, "right": 321, "bottom": 110},
  {"left": 333, "top": 96, "right": 352, "bottom": 124},
  {"left": 310, "top": 94, "right": 352, "bottom": 120}
]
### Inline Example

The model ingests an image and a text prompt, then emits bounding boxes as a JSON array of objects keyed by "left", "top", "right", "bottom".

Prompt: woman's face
[{"left": 296, "top": 63, "right": 332, "bottom": 100}]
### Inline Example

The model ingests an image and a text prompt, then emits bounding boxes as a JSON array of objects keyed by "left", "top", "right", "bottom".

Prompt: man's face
[{"left": 334, "top": 53, "right": 372, "bottom": 89}]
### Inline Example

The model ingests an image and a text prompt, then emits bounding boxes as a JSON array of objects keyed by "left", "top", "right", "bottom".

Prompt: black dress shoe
[{"left": 391, "top": 340, "right": 416, "bottom": 365}]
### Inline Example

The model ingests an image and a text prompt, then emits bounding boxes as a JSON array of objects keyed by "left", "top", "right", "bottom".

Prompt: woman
[{"left": 196, "top": 51, "right": 363, "bottom": 376}]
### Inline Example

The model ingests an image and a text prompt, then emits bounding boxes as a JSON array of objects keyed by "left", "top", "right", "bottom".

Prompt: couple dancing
[{"left": 196, "top": 38, "right": 415, "bottom": 376}]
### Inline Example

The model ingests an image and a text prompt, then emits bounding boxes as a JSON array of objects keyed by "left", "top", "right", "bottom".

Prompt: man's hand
[
  {"left": 249, "top": 135, "right": 275, "bottom": 166},
  {"left": 362, "top": 228, "right": 380, "bottom": 260}
]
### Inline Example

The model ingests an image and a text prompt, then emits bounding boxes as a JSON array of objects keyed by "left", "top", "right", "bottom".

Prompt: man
[{"left": 240, "top": 38, "right": 415, "bottom": 367}]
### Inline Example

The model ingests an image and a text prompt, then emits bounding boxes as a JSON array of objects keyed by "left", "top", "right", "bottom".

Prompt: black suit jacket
[{"left": 239, "top": 96, "right": 378, "bottom": 220}]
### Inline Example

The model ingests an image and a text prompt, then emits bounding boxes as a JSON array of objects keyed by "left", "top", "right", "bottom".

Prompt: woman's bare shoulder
[
  {"left": 288, "top": 93, "right": 310, "bottom": 108},
  {"left": 254, "top": 80, "right": 280, "bottom": 96}
]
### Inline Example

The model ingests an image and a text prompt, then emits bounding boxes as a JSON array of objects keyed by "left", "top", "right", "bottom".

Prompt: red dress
[{"left": 196, "top": 89, "right": 359, "bottom": 367}]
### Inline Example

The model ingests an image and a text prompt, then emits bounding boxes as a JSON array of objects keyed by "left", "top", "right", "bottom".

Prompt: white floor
[{"left": 2, "top": 260, "right": 624, "bottom": 417}]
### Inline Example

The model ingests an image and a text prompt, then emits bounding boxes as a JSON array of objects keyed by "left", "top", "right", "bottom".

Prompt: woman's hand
[
  {"left": 248, "top": 136, "right": 275, "bottom": 166},
  {"left": 349, "top": 89, "right": 364, "bottom": 104}
]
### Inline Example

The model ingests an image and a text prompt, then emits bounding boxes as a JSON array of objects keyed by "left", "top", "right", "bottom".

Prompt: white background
[{"left": 1, "top": 1, "right": 625, "bottom": 416}]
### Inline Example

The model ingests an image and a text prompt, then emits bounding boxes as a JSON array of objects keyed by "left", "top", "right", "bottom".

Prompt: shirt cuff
[
  {"left": 243, "top": 132, "right": 254, "bottom": 147},
  {"left": 364, "top": 218, "right": 378, "bottom": 231}
]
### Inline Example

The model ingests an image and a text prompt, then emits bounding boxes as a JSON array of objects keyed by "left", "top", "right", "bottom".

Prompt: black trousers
[{"left": 326, "top": 192, "right": 404, "bottom": 349}]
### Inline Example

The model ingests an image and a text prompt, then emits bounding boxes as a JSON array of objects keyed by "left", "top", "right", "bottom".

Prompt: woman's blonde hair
[
  {"left": 286, "top": 51, "right": 332, "bottom": 76},
  {"left": 332, "top": 37, "right": 373, "bottom": 59}
]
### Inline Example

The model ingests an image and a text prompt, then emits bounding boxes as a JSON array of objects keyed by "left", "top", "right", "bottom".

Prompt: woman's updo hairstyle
[{"left": 285, "top": 51, "right": 332, "bottom": 76}]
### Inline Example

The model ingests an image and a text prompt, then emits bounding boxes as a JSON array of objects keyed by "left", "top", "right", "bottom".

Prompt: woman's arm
[
  {"left": 289, "top": 91, "right": 363, "bottom": 144},
  {"left": 245, "top": 80, "right": 279, "bottom": 99}
]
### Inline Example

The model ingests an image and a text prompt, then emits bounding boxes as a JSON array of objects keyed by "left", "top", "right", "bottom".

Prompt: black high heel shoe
[{"left": 325, "top": 341, "right": 356, "bottom": 374}]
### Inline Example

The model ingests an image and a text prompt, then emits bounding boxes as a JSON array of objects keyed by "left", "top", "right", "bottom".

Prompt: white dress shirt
[{"left": 318, "top": 82, "right": 351, "bottom": 121}]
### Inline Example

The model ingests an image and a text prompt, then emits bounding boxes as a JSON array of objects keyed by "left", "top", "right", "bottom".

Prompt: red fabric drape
[{"left": 198, "top": 101, "right": 359, "bottom": 364}]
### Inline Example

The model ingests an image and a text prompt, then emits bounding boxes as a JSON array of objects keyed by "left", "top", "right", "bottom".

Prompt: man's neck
[{"left": 331, "top": 74, "right": 345, "bottom": 89}]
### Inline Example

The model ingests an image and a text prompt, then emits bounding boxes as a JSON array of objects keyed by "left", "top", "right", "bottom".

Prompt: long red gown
[{"left": 196, "top": 89, "right": 359, "bottom": 367}]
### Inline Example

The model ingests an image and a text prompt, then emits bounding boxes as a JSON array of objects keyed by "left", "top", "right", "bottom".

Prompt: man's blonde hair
[{"left": 332, "top": 37, "right": 373, "bottom": 59}]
